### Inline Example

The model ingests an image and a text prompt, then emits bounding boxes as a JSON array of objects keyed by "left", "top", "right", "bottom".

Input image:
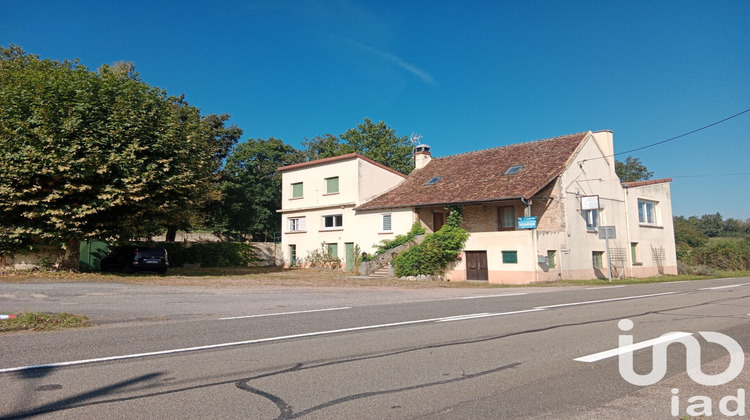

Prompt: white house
[
  {"left": 278, "top": 153, "right": 410, "bottom": 271},
  {"left": 280, "top": 131, "right": 678, "bottom": 283}
]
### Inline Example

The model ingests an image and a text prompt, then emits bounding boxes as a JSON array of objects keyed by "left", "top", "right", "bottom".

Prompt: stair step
[{"left": 369, "top": 267, "right": 390, "bottom": 278}]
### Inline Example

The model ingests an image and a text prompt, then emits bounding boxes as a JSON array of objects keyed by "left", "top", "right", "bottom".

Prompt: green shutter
[
  {"left": 502, "top": 251, "right": 518, "bottom": 264},
  {"left": 292, "top": 182, "right": 303, "bottom": 198},
  {"left": 547, "top": 250, "right": 556, "bottom": 268},
  {"left": 327, "top": 243, "right": 338, "bottom": 257},
  {"left": 326, "top": 177, "right": 339, "bottom": 194}
]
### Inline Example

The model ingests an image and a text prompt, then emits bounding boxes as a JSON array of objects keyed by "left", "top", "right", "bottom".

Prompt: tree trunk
[
  {"left": 61, "top": 238, "right": 81, "bottom": 271},
  {"left": 166, "top": 228, "right": 177, "bottom": 242}
]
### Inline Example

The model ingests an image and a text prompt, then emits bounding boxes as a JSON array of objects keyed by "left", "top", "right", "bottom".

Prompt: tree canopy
[
  {"left": 215, "top": 138, "right": 304, "bottom": 239},
  {"left": 615, "top": 156, "right": 654, "bottom": 182},
  {"left": 302, "top": 118, "right": 414, "bottom": 174},
  {"left": 0, "top": 46, "right": 240, "bottom": 255}
]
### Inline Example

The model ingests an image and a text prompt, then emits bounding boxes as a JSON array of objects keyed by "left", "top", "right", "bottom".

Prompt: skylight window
[
  {"left": 425, "top": 176, "right": 442, "bottom": 185},
  {"left": 505, "top": 165, "right": 524, "bottom": 175}
]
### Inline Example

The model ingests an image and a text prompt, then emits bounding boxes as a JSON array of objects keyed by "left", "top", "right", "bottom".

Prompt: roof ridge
[{"left": 432, "top": 132, "right": 589, "bottom": 160}]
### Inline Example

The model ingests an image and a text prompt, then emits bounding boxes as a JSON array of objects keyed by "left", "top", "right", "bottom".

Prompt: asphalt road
[{"left": 1, "top": 277, "right": 749, "bottom": 419}]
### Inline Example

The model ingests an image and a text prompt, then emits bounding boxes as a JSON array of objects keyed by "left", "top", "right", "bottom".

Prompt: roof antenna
[{"left": 410, "top": 133, "right": 423, "bottom": 146}]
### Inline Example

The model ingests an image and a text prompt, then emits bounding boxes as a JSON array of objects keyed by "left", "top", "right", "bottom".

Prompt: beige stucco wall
[
  {"left": 449, "top": 231, "right": 536, "bottom": 284},
  {"left": 279, "top": 156, "right": 409, "bottom": 271},
  {"left": 624, "top": 182, "right": 678, "bottom": 275}
]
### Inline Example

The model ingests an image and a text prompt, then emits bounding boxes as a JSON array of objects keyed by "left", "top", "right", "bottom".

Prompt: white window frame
[
  {"left": 381, "top": 213, "right": 393, "bottom": 232},
  {"left": 288, "top": 217, "right": 306, "bottom": 232},
  {"left": 638, "top": 200, "right": 658, "bottom": 225},
  {"left": 584, "top": 209, "right": 599, "bottom": 231},
  {"left": 322, "top": 214, "right": 343, "bottom": 230}
]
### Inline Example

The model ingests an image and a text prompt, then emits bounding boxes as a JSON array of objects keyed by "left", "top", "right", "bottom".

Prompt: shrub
[
  {"left": 159, "top": 242, "right": 260, "bottom": 268},
  {"left": 305, "top": 243, "right": 341, "bottom": 269},
  {"left": 393, "top": 206, "right": 469, "bottom": 277},
  {"left": 374, "top": 222, "right": 426, "bottom": 255}
]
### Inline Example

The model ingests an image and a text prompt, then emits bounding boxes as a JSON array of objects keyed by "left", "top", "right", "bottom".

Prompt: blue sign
[{"left": 518, "top": 216, "right": 537, "bottom": 229}]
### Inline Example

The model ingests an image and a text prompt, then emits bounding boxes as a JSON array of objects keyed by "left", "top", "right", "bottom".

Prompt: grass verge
[{"left": 0, "top": 312, "right": 89, "bottom": 333}]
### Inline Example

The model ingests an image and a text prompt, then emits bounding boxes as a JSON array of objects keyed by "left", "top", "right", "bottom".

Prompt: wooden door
[
  {"left": 465, "top": 251, "right": 488, "bottom": 281},
  {"left": 433, "top": 212, "right": 445, "bottom": 232}
]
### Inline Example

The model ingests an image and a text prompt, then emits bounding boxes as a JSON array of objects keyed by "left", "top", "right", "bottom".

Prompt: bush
[
  {"left": 159, "top": 242, "right": 260, "bottom": 268},
  {"left": 305, "top": 243, "right": 341, "bottom": 269},
  {"left": 374, "top": 222, "right": 426, "bottom": 256},
  {"left": 685, "top": 238, "right": 750, "bottom": 271},
  {"left": 393, "top": 206, "right": 469, "bottom": 277}
]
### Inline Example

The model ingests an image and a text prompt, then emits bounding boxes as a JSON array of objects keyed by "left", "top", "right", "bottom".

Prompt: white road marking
[
  {"left": 535, "top": 292, "right": 677, "bottom": 309},
  {"left": 460, "top": 293, "right": 528, "bottom": 299},
  {"left": 584, "top": 286, "right": 626, "bottom": 290},
  {"left": 436, "top": 308, "right": 545, "bottom": 322},
  {"left": 574, "top": 332, "right": 693, "bottom": 362},
  {"left": 699, "top": 282, "right": 750, "bottom": 291},
  {"left": 220, "top": 307, "right": 351, "bottom": 320},
  {"left": 0, "top": 309, "right": 541, "bottom": 374}
]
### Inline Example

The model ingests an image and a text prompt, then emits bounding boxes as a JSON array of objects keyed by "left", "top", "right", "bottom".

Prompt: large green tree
[
  {"left": 217, "top": 138, "right": 304, "bottom": 240},
  {"left": 615, "top": 156, "right": 654, "bottom": 182},
  {"left": 303, "top": 118, "right": 414, "bottom": 174},
  {"left": 0, "top": 46, "right": 239, "bottom": 259}
]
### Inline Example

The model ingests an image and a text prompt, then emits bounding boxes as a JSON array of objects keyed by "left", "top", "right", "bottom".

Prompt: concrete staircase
[{"left": 368, "top": 265, "right": 391, "bottom": 278}]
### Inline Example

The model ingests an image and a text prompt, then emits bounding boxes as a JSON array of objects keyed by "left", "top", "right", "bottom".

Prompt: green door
[
  {"left": 345, "top": 243, "right": 355, "bottom": 272},
  {"left": 79, "top": 240, "right": 110, "bottom": 272}
]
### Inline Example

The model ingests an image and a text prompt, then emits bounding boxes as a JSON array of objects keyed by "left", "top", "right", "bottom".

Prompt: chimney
[{"left": 414, "top": 144, "right": 432, "bottom": 170}]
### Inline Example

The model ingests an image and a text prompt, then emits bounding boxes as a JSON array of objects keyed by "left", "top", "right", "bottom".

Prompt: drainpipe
[
  {"left": 623, "top": 186, "right": 633, "bottom": 277},
  {"left": 522, "top": 197, "right": 539, "bottom": 283}
]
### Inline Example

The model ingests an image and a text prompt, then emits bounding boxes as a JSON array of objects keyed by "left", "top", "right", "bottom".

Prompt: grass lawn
[{"left": 0, "top": 266, "right": 747, "bottom": 289}]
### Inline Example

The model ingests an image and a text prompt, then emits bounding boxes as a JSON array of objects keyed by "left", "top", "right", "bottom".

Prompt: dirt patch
[{"left": 0, "top": 267, "right": 500, "bottom": 289}]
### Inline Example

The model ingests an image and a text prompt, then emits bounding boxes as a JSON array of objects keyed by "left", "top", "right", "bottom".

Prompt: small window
[
  {"left": 326, "top": 243, "right": 338, "bottom": 257},
  {"left": 585, "top": 209, "right": 599, "bottom": 230},
  {"left": 638, "top": 200, "right": 658, "bottom": 225},
  {"left": 425, "top": 176, "right": 442, "bottom": 185},
  {"left": 289, "top": 217, "right": 306, "bottom": 232},
  {"left": 382, "top": 214, "right": 392, "bottom": 232},
  {"left": 502, "top": 250, "right": 518, "bottom": 264},
  {"left": 289, "top": 245, "right": 297, "bottom": 267},
  {"left": 593, "top": 251, "right": 604, "bottom": 269},
  {"left": 547, "top": 250, "right": 556, "bottom": 268},
  {"left": 498, "top": 206, "right": 516, "bottom": 231},
  {"left": 326, "top": 176, "right": 339, "bottom": 194},
  {"left": 505, "top": 165, "right": 524, "bottom": 175},
  {"left": 291, "top": 182, "right": 303, "bottom": 198},
  {"left": 630, "top": 242, "right": 640, "bottom": 263},
  {"left": 323, "top": 214, "right": 343, "bottom": 229}
]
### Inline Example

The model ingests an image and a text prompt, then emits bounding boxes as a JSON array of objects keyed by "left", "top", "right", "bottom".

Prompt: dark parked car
[{"left": 100, "top": 246, "right": 169, "bottom": 274}]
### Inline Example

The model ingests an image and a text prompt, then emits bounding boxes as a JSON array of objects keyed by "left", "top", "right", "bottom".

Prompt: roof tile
[{"left": 357, "top": 132, "right": 589, "bottom": 210}]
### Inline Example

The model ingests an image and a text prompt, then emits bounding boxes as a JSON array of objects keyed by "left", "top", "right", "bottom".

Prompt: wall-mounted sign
[
  {"left": 598, "top": 225, "right": 616, "bottom": 240},
  {"left": 581, "top": 195, "right": 600, "bottom": 210},
  {"left": 518, "top": 216, "right": 537, "bottom": 229}
]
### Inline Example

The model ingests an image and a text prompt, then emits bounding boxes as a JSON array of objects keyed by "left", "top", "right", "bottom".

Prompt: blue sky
[{"left": 2, "top": 1, "right": 749, "bottom": 219}]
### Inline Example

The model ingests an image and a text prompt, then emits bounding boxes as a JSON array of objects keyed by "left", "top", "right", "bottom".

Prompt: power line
[
  {"left": 580, "top": 106, "right": 750, "bottom": 164},
  {"left": 671, "top": 172, "right": 750, "bottom": 179},
  {"left": 613, "top": 107, "right": 750, "bottom": 157}
]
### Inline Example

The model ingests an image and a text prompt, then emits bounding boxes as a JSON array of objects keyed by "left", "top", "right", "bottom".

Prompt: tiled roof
[
  {"left": 278, "top": 153, "right": 407, "bottom": 178},
  {"left": 622, "top": 178, "right": 673, "bottom": 188},
  {"left": 356, "top": 132, "right": 590, "bottom": 210}
]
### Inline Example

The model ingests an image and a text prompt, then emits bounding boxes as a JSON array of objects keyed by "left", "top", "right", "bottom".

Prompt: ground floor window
[
  {"left": 289, "top": 245, "right": 297, "bottom": 267},
  {"left": 547, "top": 250, "right": 556, "bottom": 268},
  {"left": 630, "top": 242, "right": 640, "bottom": 263},
  {"left": 592, "top": 251, "right": 604, "bottom": 269},
  {"left": 502, "top": 250, "right": 518, "bottom": 264}
]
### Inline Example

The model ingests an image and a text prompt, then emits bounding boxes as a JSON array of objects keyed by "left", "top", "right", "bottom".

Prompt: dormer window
[
  {"left": 425, "top": 176, "right": 442, "bottom": 185},
  {"left": 505, "top": 165, "right": 523, "bottom": 175}
]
